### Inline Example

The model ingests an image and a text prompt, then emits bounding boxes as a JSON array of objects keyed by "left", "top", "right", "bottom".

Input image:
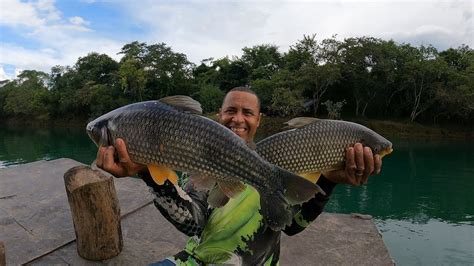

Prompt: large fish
[
  {"left": 86, "top": 96, "right": 324, "bottom": 231},
  {"left": 256, "top": 117, "right": 393, "bottom": 182}
]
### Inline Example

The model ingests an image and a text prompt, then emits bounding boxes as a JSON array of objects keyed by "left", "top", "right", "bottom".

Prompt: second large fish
[
  {"left": 256, "top": 117, "right": 393, "bottom": 182},
  {"left": 86, "top": 96, "right": 323, "bottom": 231}
]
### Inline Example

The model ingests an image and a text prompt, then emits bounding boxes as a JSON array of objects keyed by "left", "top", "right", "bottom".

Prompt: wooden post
[
  {"left": 0, "top": 241, "right": 5, "bottom": 266},
  {"left": 64, "top": 166, "right": 123, "bottom": 260}
]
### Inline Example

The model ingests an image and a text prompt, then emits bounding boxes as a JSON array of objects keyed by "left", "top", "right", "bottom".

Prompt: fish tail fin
[
  {"left": 259, "top": 190, "right": 293, "bottom": 231},
  {"left": 260, "top": 167, "right": 326, "bottom": 231}
]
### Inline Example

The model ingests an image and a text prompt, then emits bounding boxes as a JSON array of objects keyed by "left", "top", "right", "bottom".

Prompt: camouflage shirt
[{"left": 140, "top": 172, "right": 336, "bottom": 265}]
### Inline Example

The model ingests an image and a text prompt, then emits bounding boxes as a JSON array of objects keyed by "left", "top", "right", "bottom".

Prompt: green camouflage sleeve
[{"left": 139, "top": 171, "right": 212, "bottom": 237}]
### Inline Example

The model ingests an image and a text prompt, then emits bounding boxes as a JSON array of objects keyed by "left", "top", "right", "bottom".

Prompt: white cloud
[
  {"left": 119, "top": 1, "right": 473, "bottom": 64},
  {"left": 0, "top": 0, "right": 472, "bottom": 74},
  {"left": 0, "top": 0, "right": 121, "bottom": 72},
  {"left": 0, "top": 0, "right": 45, "bottom": 27},
  {"left": 35, "top": 0, "right": 61, "bottom": 21},
  {"left": 69, "top": 16, "right": 90, "bottom": 27}
]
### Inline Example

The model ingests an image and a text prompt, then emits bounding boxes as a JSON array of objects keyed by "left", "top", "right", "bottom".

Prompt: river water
[{"left": 0, "top": 125, "right": 473, "bottom": 265}]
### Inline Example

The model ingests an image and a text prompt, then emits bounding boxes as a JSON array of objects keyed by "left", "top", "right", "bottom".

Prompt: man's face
[{"left": 218, "top": 91, "right": 261, "bottom": 143}]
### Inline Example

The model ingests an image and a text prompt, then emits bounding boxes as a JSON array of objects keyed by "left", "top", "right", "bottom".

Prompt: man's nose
[{"left": 231, "top": 112, "right": 245, "bottom": 123}]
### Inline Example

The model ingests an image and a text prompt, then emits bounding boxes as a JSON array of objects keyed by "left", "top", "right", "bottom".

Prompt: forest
[{"left": 0, "top": 34, "right": 472, "bottom": 125}]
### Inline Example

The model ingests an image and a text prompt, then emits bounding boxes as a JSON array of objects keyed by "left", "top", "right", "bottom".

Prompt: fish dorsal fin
[
  {"left": 285, "top": 117, "right": 319, "bottom": 129},
  {"left": 208, "top": 185, "right": 230, "bottom": 208},
  {"left": 217, "top": 180, "right": 247, "bottom": 198},
  {"left": 159, "top": 95, "right": 203, "bottom": 114},
  {"left": 147, "top": 164, "right": 179, "bottom": 185},
  {"left": 299, "top": 172, "right": 321, "bottom": 184}
]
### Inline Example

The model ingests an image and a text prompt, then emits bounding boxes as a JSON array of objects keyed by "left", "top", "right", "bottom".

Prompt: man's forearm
[{"left": 139, "top": 172, "right": 211, "bottom": 237}]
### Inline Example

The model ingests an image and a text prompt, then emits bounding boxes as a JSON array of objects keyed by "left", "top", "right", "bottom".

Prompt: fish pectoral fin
[
  {"left": 189, "top": 173, "right": 216, "bottom": 191},
  {"left": 284, "top": 117, "right": 319, "bottom": 129},
  {"left": 217, "top": 180, "right": 247, "bottom": 198},
  {"left": 147, "top": 164, "right": 178, "bottom": 185},
  {"left": 278, "top": 167, "right": 325, "bottom": 205},
  {"left": 158, "top": 95, "right": 203, "bottom": 114},
  {"left": 207, "top": 185, "right": 230, "bottom": 208},
  {"left": 299, "top": 172, "right": 321, "bottom": 184}
]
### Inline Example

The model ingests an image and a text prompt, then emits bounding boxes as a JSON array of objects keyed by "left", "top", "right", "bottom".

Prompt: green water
[{"left": 1, "top": 125, "right": 473, "bottom": 265}]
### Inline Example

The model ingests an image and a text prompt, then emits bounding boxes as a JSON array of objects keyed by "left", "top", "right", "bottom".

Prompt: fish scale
[{"left": 256, "top": 119, "right": 392, "bottom": 175}]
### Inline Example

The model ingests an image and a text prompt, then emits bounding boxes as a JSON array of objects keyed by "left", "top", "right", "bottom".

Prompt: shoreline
[{"left": 1, "top": 116, "right": 473, "bottom": 140}]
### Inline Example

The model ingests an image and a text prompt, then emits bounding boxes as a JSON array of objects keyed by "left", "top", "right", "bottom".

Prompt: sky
[{"left": 0, "top": 0, "right": 472, "bottom": 80}]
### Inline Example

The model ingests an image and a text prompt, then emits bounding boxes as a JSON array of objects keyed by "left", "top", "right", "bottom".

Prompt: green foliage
[
  {"left": 250, "top": 79, "right": 275, "bottom": 111},
  {"left": 0, "top": 38, "right": 472, "bottom": 126},
  {"left": 271, "top": 87, "right": 305, "bottom": 116},
  {"left": 119, "top": 58, "right": 147, "bottom": 101},
  {"left": 197, "top": 84, "right": 225, "bottom": 113},
  {"left": 241, "top": 44, "right": 283, "bottom": 80},
  {"left": 3, "top": 70, "right": 50, "bottom": 120},
  {"left": 322, "top": 100, "right": 347, "bottom": 120}
]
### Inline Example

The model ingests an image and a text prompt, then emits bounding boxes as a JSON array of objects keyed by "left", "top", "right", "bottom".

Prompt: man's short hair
[{"left": 225, "top": 86, "right": 261, "bottom": 110}]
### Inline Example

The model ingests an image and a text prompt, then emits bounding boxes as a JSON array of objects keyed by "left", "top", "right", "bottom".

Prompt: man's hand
[
  {"left": 322, "top": 143, "right": 382, "bottom": 186},
  {"left": 95, "top": 138, "right": 147, "bottom": 177}
]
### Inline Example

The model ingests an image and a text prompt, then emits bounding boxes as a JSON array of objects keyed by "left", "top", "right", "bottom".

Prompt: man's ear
[{"left": 257, "top": 112, "right": 262, "bottom": 127}]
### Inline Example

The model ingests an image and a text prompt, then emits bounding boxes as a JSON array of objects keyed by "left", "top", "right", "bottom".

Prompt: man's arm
[
  {"left": 283, "top": 143, "right": 382, "bottom": 236},
  {"left": 96, "top": 138, "right": 211, "bottom": 237},
  {"left": 138, "top": 172, "right": 211, "bottom": 237}
]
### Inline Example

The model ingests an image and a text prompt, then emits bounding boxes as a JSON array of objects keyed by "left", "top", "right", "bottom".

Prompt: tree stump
[
  {"left": 64, "top": 166, "right": 123, "bottom": 260},
  {"left": 0, "top": 241, "right": 5, "bottom": 266}
]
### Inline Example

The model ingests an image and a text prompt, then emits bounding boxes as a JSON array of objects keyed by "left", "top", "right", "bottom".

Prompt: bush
[
  {"left": 198, "top": 84, "right": 225, "bottom": 113},
  {"left": 322, "top": 99, "right": 346, "bottom": 119}
]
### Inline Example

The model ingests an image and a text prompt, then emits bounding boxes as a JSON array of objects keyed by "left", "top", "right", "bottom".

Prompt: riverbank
[
  {"left": 1, "top": 115, "right": 473, "bottom": 140},
  {"left": 256, "top": 116, "right": 474, "bottom": 141}
]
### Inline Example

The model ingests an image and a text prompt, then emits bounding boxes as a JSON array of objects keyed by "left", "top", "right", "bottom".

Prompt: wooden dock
[{"left": 0, "top": 159, "right": 394, "bottom": 265}]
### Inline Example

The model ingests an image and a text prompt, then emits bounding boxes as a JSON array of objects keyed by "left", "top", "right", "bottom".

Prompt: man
[{"left": 96, "top": 87, "right": 382, "bottom": 265}]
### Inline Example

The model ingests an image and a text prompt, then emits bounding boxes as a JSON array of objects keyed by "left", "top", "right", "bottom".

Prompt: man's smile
[{"left": 230, "top": 127, "right": 247, "bottom": 133}]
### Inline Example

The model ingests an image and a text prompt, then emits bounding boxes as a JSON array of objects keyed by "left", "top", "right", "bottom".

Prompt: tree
[
  {"left": 194, "top": 57, "right": 249, "bottom": 90},
  {"left": 197, "top": 84, "right": 225, "bottom": 113},
  {"left": 241, "top": 44, "right": 283, "bottom": 80},
  {"left": 402, "top": 45, "right": 446, "bottom": 121},
  {"left": 284, "top": 35, "right": 343, "bottom": 115},
  {"left": 119, "top": 58, "right": 147, "bottom": 101},
  {"left": 75, "top": 53, "right": 119, "bottom": 84},
  {"left": 3, "top": 70, "right": 50, "bottom": 119},
  {"left": 118, "top": 42, "right": 196, "bottom": 98}
]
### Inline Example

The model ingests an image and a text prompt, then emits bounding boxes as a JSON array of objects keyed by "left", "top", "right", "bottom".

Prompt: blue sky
[{"left": 0, "top": 0, "right": 472, "bottom": 80}]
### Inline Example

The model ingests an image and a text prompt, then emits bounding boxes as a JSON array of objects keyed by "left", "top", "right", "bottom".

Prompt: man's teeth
[{"left": 231, "top": 127, "right": 246, "bottom": 132}]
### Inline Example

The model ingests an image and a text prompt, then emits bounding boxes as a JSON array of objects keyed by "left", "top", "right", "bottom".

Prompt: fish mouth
[
  {"left": 86, "top": 121, "right": 110, "bottom": 147},
  {"left": 379, "top": 146, "right": 393, "bottom": 158}
]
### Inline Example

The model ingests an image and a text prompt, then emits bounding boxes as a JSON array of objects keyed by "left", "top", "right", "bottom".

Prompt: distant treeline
[{"left": 0, "top": 35, "right": 473, "bottom": 124}]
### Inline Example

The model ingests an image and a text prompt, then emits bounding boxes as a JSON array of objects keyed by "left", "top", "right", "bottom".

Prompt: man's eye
[
  {"left": 226, "top": 110, "right": 236, "bottom": 114},
  {"left": 244, "top": 111, "right": 254, "bottom": 116}
]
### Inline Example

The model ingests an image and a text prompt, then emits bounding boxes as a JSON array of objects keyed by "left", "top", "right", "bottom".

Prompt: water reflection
[
  {"left": 1, "top": 125, "right": 473, "bottom": 264},
  {"left": 0, "top": 125, "right": 97, "bottom": 168},
  {"left": 326, "top": 140, "right": 474, "bottom": 225}
]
